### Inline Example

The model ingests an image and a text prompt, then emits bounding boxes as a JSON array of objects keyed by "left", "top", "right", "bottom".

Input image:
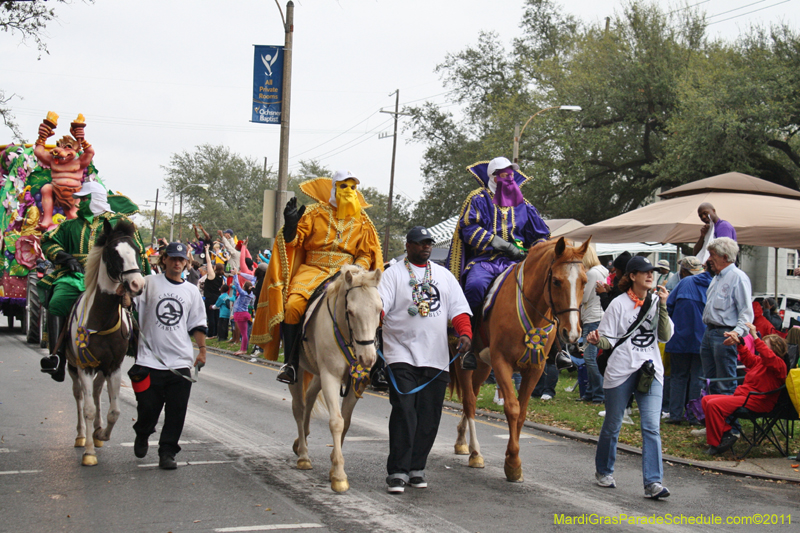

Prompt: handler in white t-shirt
[
  {"left": 130, "top": 242, "right": 207, "bottom": 470},
  {"left": 379, "top": 226, "right": 472, "bottom": 494}
]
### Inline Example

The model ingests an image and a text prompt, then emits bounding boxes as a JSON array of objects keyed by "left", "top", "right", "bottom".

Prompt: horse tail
[{"left": 448, "top": 341, "right": 461, "bottom": 401}]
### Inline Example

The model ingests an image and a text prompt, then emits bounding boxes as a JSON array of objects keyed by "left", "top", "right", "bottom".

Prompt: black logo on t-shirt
[
  {"left": 419, "top": 282, "right": 442, "bottom": 316},
  {"left": 156, "top": 297, "right": 184, "bottom": 328},
  {"left": 630, "top": 324, "right": 655, "bottom": 349}
]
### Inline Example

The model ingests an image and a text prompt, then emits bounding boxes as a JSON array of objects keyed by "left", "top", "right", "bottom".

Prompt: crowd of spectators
[{"left": 144, "top": 224, "right": 271, "bottom": 356}]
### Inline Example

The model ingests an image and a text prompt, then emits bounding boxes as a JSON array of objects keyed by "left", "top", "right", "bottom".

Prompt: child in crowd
[{"left": 213, "top": 285, "right": 235, "bottom": 341}]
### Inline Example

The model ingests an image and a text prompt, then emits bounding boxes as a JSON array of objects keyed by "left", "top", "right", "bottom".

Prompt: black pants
[
  {"left": 205, "top": 301, "right": 218, "bottom": 338},
  {"left": 133, "top": 368, "right": 193, "bottom": 457},
  {"left": 217, "top": 317, "right": 230, "bottom": 341},
  {"left": 386, "top": 363, "right": 448, "bottom": 480}
]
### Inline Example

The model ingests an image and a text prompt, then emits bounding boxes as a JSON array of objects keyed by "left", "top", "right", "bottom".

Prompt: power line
[
  {"left": 708, "top": 0, "right": 793, "bottom": 24},
  {"left": 668, "top": 0, "right": 711, "bottom": 15},
  {"left": 707, "top": 0, "right": 770, "bottom": 19},
  {"left": 288, "top": 110, "right": 380, "bottom": 160}
]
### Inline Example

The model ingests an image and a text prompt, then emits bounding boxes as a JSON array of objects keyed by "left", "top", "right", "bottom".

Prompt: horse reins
[
  {"left": 513, "top": 255, "right": 583, "bottom": 335},
  {"left": 327, "top": 285, "right": 379, "bottom": 349}
]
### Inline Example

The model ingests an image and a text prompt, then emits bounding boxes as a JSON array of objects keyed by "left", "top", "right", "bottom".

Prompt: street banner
[{"left": 252, "top": 45, "right": 283, "bottom": 124}]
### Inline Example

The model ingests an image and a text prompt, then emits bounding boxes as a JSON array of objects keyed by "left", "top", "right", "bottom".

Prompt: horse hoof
[
  {"left": 74, "top": 437, "right": 86, "bottom": 448},
  {"left": 93, "top": 438, "right": 104, "bottom": 448},
  {"left": 468, "top": 455, "right": 485, "bottom": 468},
  {"left": 82, "top": 454, "right": 98, "bottom": 467},
  {"left": 331, "top": 479, "right": 349, "bottom": 493},
  {"left": 297, "top": 459, "right": 312, "bottom": 470},
  {"left": 504, "top": 463, "right": 523, "bottom": 482},
  {"left": 454, "top": 444, "right": 469, "bottom": 455}
]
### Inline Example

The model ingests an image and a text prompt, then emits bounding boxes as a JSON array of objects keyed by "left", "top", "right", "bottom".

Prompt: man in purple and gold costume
[{"left": 447, "top": 157, "right": 550, "bottom": 338}]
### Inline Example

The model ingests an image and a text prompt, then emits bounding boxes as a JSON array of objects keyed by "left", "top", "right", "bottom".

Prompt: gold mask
[{"left": 335, "top": 178, "right": 361, "bottom": 219}]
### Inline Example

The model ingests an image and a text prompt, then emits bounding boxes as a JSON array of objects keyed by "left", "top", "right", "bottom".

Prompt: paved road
[{"left": 1, "top": 330, "right": 797, "bottom": 532}]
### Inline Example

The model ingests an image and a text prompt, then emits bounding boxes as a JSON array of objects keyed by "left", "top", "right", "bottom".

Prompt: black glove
[
  {"left": 54, "top": 251, "right": 84, "bottom": 274},
  {"left": 283, "top": 197, "right": 306, "bottom": 243},
  {"left": 490, "top": 235, "right": 525, "bottom": 261}
]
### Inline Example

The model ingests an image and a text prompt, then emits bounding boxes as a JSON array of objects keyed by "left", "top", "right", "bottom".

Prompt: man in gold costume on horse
[{"left": 251, "top": 170, "right": 383, "bottom": 384}]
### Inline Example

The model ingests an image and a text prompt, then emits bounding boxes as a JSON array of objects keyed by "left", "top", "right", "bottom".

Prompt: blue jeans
[
  {"left": 582, "top": 321, "right": 604, "bottom": 402},
  {"left": 668, "top": 352, "right": 702, "bottom": 422},
  {"left": 699, "top": 328, "right": 738, "bottom": 395},
  {"left": 533, "top": 364, "right": 558, "bottom": 397},
  {"left": 596, "top": 372, "right": 664, "bottom": 487}
]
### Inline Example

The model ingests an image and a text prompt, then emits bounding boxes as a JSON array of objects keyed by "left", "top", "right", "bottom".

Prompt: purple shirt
[{"left": 715, "top": 218, "right": 736, "bottom": 241}]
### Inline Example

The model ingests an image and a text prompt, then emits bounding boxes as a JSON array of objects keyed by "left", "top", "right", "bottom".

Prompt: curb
[
  {"left": 444, "top": 400, "right": 799, "bottom": 484},
  {"left": 199, "top": 343, "right": 799, "bottom": 484}
]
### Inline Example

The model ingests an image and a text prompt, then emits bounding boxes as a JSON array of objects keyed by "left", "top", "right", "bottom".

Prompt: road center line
[{"left": 214, "top": 524, "right": 324, "bottom": 532}]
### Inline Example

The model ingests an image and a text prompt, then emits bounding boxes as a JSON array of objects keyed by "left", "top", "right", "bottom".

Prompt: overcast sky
[{"left": 2, "top": 0, "right": 797, "bottom": 220}]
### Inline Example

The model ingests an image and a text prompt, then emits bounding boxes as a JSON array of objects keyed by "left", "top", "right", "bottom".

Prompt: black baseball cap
[
  {"left": 164, "top": 242, "right": 189, "bottom": 259},
  {"left": 625, "top": 255, "right": 658, "bottom": 275},
  {"left": 406, "top": 226, "right": 434, "bottom": 244}
]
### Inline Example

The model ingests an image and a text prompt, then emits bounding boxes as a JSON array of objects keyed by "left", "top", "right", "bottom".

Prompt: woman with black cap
[{"left": 586, "top": 255, "right": 673, "bottom": 500}]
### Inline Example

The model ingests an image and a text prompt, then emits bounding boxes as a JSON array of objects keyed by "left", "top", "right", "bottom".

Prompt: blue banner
[{"left": 252, "top": 45, "right": 284, "bottom": 124}]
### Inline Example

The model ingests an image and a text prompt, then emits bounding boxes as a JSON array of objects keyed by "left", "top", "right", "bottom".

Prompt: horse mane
[
  {"left": 84, "top": 219, "right": 139, "bottom": 296},
  {"left": 83, "top": 245, "right": 103, "bottom": 297},
  {"left": 326, "top": 264, "right": 362, "bottom": 296},
  {"left": 528, "top": 237, "right": 581, "bottom": 263}
]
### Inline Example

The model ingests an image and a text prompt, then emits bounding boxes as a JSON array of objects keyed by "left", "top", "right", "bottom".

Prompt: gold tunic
[{"left": 251, "top": 178, "right": 383, "bottom": 361}]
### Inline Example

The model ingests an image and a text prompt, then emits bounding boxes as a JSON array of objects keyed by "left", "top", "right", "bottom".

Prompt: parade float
[{"left": 0, "top": 112, "right": 140, "bottom": 342}]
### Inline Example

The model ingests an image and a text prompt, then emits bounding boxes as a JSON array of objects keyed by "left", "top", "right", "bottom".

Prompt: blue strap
[{"left": 378, "top": 347, "right": 463, "bottom": 395}]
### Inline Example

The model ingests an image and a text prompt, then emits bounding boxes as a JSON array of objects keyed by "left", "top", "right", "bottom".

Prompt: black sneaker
[
  {"left": 133, "top": 435, "right": 149, "bottom": 458},
  {"left": 715, "top": 430, "right": 740, "bottom": 454},
  {"left": 387, "top": 478, "right": 406, "bottom": 494},
  {"left": 409, "top": 476, "right": 427, "bottom": 488},
  {"left": 159, "top": 453, "right": 177, "bottom": 470}
]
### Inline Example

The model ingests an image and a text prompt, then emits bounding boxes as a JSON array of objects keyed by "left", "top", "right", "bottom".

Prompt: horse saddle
[{"left": 301, "top": 271, "right": 342, "bottom": 339}]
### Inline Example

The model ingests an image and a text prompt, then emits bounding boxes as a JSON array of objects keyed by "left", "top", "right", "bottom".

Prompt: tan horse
[
  {"left": 450, "top": 237, "right": 589, "bottom": 481},
  {"left": 288, "top": 264, "right": 383, "bottom": 492}
]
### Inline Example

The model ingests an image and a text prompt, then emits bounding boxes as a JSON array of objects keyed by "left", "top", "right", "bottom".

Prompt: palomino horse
[
  {"left": 65, "top": 219, "right": 146, "bottom": 466},
  {"left": 289, "top": 264, "right": 383, "bottom": 492},
  {"left": 450, "top": 237, "right": 589, "bottom": 481}
]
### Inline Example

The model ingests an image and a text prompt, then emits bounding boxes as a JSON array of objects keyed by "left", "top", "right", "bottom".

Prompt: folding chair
[{"left": 731, "top": 350, "right": 799, "bottom": 459}]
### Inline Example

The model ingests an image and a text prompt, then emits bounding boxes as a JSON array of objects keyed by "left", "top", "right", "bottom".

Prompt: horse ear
[
  {"left": 345, "top": 268, "right": 354, "bottom": 286},
  {"left": 576, "top": 236, "right": 592, "bottom": 257},
  {"left": 103, "top": 218, "right": 113, "bottom": 236},
  {"left": 554, "top": 236, "right": 567, "bottom": 257},
  {"left": 371, "top": 268, "right": 382, "bottom": 285}
]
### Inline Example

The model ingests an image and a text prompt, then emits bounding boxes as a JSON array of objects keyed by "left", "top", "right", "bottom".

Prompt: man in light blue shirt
[{"left": 700, "top": 237, "right": 753, "bottom": 394}]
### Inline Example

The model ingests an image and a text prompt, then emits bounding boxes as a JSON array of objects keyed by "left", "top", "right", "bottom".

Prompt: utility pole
[
  {"left": 151, "top": 189, "right": 159, "bottom": 247},
  {"left": 379, "top": 90, "right": 410, "bottom": 254},
  {"left": 275, "top": 1, "right": 294, "bottom": 233}
]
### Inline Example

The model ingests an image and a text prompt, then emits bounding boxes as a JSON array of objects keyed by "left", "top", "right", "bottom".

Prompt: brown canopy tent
[{"left": 564, "top": 173, "right": 800, "bottom": 248}]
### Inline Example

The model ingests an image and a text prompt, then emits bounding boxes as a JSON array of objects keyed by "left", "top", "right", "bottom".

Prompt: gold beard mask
[{"left": 335, "top": 178, "right": 361, "bottom": 219}]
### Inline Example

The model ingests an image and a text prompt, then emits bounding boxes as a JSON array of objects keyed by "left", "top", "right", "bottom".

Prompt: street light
[
  {"left": 512, "top": 105, "right": 582, "bottom": 163},
  {"left": 170, "top": 183, "right": 209, "bottom": 242}
]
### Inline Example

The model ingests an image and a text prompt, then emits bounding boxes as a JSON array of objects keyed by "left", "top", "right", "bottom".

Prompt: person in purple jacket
[
  {"left": 446, "top": 157, "right": 550, "bottom": 321},
  {"left": 693, "top": 203, "right": 737, "bottom": 262}
]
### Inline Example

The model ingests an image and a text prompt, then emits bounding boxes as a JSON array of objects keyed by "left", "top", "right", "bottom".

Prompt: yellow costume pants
[{"left": 284, "top": 293, "right": 310, "bottom": 325}]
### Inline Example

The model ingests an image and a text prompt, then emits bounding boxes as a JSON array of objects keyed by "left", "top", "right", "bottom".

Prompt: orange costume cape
[{"left": 251, "top": 177, "right": 384, "bottom": 360}]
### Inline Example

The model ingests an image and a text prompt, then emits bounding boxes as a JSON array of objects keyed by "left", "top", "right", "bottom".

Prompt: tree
[
  {"left": 408, "top": 0, "right": 800, "bottom": 226},
  {"left": 1, "top": 0, "right": 90, "bottom": 140},
  {"left": 162, "top": 144, "right": 276, "bottom": 254},
  {"left": 134, "top": 209, "right": 174, "bottom": 249}
]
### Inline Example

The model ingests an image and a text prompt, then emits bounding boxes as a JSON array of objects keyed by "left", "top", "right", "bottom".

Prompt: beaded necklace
[{"left": 404, "top": 258, "right": 432, "bottom": 317}]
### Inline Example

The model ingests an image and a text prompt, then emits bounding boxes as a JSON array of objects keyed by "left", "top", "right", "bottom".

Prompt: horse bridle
[
  {"left": 327, "top": 285, "right": 378, "bottom": 349},
  {"left": 514, "top": 255, "right": 583, "bottom": 334},
  {"left": 102, "top": 236, "right": 142, "bottom": 289}
]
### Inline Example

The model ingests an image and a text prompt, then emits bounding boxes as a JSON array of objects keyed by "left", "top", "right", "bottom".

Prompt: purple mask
[{"left": 493, "top": 173, "right": 524, "bottom": 207}]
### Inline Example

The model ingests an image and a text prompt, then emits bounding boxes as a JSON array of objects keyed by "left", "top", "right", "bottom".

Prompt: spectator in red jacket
[
  {"left": 701, "top": 325, "right": 788, "bottom": 455},
  {"left": 752, "top": 301, "right": 781, "bottom": 338}
]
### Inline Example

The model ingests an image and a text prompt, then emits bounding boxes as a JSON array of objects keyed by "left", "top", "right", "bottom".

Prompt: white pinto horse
[
  {"left": 65, "top": 219, "right": 146, "bottom": 466},
  {"left": 289, "top": 264, "right": 383, "bottom": 492}
]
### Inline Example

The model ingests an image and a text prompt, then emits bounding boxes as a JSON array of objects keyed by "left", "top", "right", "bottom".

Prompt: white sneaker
[
  {"left": 493, "top": 388, "right": 504, "bottom": 406},
  {"left": 595, "top": 472, "right": 616, "bottom": 488},
  {"left": 564, "top": 381, "right": 577, "bottom": 392},
  {"left": 691, "top": 427, "right": 707, "bottom": 437},
  {"left": 622, "top": 407, "right": 634, "bottom": 425},
  {"left": 661, "top": 411, "right": 670, "bottom": 419},
  {"left": 541, "top": 394, "right": 553, "bottom": 401},
  {"left": 599, "top": 410, "right": 606, "bottom": 417}
]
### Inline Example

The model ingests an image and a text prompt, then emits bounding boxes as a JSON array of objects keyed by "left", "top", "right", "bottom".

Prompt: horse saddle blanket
[
  {"left": 301, "top": 271, "right": 341, "bottom": 338},
  {"left": 482, "top": 264, "right": 515, "bottom": 320}
]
